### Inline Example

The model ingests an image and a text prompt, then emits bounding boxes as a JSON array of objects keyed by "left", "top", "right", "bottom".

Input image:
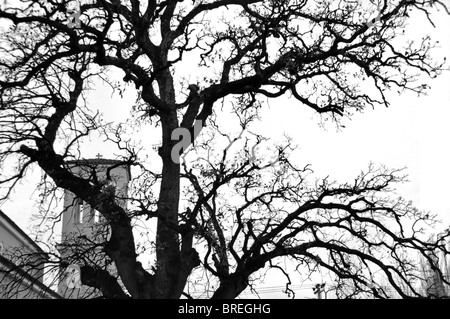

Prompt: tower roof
[
  {"left": 65, "top": 158, "right": 125, "bottom": 166},
  {"left": 64, "top": 158, "right": 131, "bottom": 180}
]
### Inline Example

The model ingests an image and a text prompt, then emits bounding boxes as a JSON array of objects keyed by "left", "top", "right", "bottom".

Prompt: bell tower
[{"left": 57, "top": 156, "right": 131, "bottom": 299}]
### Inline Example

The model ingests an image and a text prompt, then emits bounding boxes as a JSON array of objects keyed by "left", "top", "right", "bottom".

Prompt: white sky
[{"left": 0, "top": 1, "right": 449, "bottom": 299}]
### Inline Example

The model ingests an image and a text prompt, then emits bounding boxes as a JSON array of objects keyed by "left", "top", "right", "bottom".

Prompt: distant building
[
  {"left": 1, "top": 156, "right": 131, "bottom": 299},
  {"left": 0, "top": 210, "right": 61, "bottom": 299},
  {"left": 57, "top": 157, "right": 131, "bottom": 298}
]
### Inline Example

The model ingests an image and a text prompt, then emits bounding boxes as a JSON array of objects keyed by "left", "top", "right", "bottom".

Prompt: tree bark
[
  {"left": 153, "top": 63, "right": 184, "bottom": 297},
  {"left": 211, "top": 274, "right": 248, "bottom": 299}
]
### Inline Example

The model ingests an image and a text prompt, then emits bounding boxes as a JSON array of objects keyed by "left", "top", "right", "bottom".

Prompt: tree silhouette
[
  {"left": 418, "top": 234, "right": 450, "bottom": 298},
  {"left": 0, "top": 0, "right": 449, "bottom": 299}
]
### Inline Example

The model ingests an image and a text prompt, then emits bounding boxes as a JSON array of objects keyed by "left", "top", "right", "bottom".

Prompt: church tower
[{"left": 57, "top": 156, "right": 131, "bottom": 299}]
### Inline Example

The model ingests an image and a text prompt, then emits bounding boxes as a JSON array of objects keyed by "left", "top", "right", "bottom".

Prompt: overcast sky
[{"left": 0, "top": 1, "right": 449, "bottom": 298}]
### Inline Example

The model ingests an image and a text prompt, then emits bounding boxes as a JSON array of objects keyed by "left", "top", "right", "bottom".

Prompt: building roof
[
  {"left": 0, "top": 254, "right": 62, "bottom": 299},
  {"left": 0, "top": 210, "right": 47, "bottom": 257},
  {"left": 65, "top": 158, "right": 125, "bottom": 166},
  {"left": 0, "top": 210, "right": 62, "bottom": 299}
]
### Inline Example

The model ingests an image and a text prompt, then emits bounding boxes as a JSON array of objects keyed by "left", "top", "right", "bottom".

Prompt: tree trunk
[
  {"left": 211, "top": 274, "right": 248, "bottom": 299},
  {"left": 153, "top": 108, "right": 182, "bottom": 298},
  {"left": 151, "top": 62, "right": 186, "bottom": 298}
]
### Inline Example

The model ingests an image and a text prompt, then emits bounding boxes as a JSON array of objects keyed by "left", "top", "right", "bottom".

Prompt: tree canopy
[{"left": 0, "top": 0, "right": 449, "bottom": 299}]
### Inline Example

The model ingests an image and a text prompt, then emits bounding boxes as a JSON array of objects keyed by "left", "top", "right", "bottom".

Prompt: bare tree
[
  {"left": 1, "top": 0, "right": 449, "bottom": 299},
  {"left": 418, "top": 234, "right": 450, "bottom": 298}
]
